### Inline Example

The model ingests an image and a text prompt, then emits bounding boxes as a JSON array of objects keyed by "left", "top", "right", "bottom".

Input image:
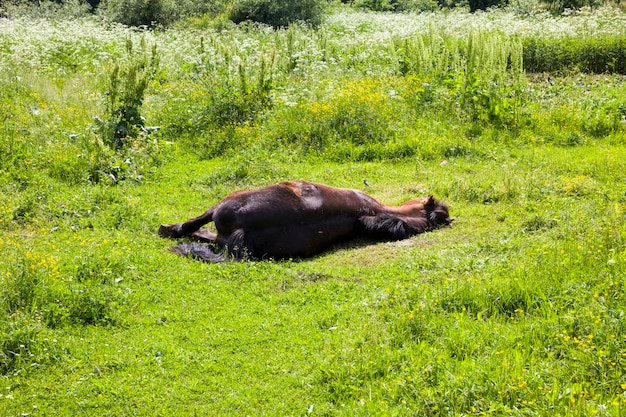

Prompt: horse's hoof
[{"left": 158, "top": 224, "right": 181, "bottom": 238}]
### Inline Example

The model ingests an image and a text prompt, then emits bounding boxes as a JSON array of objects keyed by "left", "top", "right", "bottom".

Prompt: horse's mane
[
  {"left": 360, "top": 214, "right": 426, "bottom": 240},
  {"left": 361, "top": 200, "right": 451, "bottom": 241}
]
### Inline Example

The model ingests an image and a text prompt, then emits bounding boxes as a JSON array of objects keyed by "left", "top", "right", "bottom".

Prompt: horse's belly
[{"left": 246, "top": 216, "right": 361, "bottom": 259}]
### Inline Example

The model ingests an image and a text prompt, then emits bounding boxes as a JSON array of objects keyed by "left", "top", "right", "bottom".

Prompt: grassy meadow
[{"left": 2, "top": 5, "right": 626, "bottom": 416}]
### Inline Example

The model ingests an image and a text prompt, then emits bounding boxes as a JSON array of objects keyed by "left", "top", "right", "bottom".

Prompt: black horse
[{"left": 159, "top": 181, "right": 451, "bottom": 262}]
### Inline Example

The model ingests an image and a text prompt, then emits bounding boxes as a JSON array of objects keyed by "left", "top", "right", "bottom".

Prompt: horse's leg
[
  {"left": 190, "top": 229, "right": 218, "bottom": 243},
  {"left": 158, "top": 207, "right": 215, "bottom": 239}
]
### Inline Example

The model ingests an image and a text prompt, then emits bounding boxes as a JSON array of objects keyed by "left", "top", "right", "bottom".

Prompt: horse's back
[{"left": 212, "top": 181, "right": 377, "bottom": 233}]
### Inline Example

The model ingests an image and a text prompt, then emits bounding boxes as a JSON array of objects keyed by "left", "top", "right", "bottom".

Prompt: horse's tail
[{"left": 169, "top": 243, "right": 226, "bottom": 263}]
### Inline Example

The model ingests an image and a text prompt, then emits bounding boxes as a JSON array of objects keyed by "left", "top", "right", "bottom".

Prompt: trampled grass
[{"left": 1, "top": 6, "right": 626, "bottom": 416}]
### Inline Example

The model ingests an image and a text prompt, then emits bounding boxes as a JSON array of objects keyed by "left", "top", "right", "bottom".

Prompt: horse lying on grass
[{"left": 159, "top": 181, "right": 451, "bottom": 262}]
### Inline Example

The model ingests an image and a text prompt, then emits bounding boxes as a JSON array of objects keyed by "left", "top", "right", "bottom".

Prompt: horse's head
[
  {"left": 428, "top": 200, "right": 452, "bottom": 227},
  {"left": 401, "top": 195, "right": 452, "bottom": 227}
]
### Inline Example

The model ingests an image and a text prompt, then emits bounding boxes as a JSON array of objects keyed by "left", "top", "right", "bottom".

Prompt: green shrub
[
  {"left": 395, "top": 37, "right": 511, "bottom": 137},
  {"left": 270, "top": 77, "right": 399, "bottom": 157},
  {"left": 0, "top": 251, "right": 54, "bottom": 375},
  {"left": 523, "top": 36, "right": 626, "bottom": 74},
  {"left": 98, "top": 0, "right": 228, "bottom": 26},
  {"left": 353, "top": 0, "right": 395, "bottom": 11},
  {"left": 230, "top": 0, "right": 325, "bottom": 28},
  {"left": 0, "top": 313, "right": 54, "bottom": 375},
  {"left": 89, "top": 37, "right": 163, "bottom": 183},
  {"left": 461, "top": 79, "right": 525, "bottom": 129},
  {"left": 97, "top": 37, "right": 159, "bottom": 149},
  {"left": 1, "top": 244, "right": 126, "bottom": 330},
  {"left": 55, "top": 284, "right": 121, "bottom": 326},
  {"left": 160, "top": 44, "right": 275, "bottom": 157},
  {"left": 394, "top": 0, "right": 440, "bottom": 11},
  {"left": 0, "top": 0, "right": 90, "bottom": 19},
  {"left": 394, "top": 29, "right": 464, "bottom": 77},
  {"left": 435, "top": 0, "right": 467, "bottom": 8},
  {"left": 545, "top": 0, "right": 603, "bottom": 13},
  {"left": 196, "top": 74, "right": 271, "bottom": 129},
  {"left": 468, "top": 0, "right": 507, "bottom": 12},
  {"left": 99, "top": 0, "right": 172, "bottom": 27},
  {"left": 353, "top": 0, "right": 440, "bottom": 11},
  {"left": 0, "top": 78, "right": 31, "bottom": 176}
]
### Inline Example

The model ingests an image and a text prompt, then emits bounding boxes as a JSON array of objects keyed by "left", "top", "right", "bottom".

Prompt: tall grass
[{"left": 0, "top": 237, "right": 130, "bottom": 373}]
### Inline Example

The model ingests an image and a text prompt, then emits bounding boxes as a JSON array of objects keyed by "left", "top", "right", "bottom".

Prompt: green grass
[{"left": 2, "top": 7, "right": 626, "bottom": 416}]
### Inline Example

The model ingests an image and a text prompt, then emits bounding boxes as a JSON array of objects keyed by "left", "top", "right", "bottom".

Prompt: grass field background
[{"left": 1, "top": 5, "right": 626, "bottom": 416}]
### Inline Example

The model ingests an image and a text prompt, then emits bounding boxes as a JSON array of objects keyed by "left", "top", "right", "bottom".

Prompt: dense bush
[
  {"left": 351, "top": 0, "right": 513, "bottom": 11},
  {"left": 546, "top": 0, "right": 604, "bottom": 13},
  {"left": 523, "top": 36, "right": 626, "bottom": 74},
  {"left": 98, "top": 0, "right": 170, "bottom": 27},
  {"left": 351, "top": 0, "right": 440, "bottom": 11},
  {"left": 0, "top": 242, "right": 128, "bottom": 374},
  {"left": 352, "top": 0, "right": 395, "bottom": 10},
  {"left": 468, "top": 0, "right": 507, "bottom": 11},
  {"left": 229, "top": 0, "right": 326, "bottom": 27},
  {"left": 98, "top": 38, "right": 159, "bottom": 148},
  {"left": 98, "top": 0, "right": 225, "bottom": 27},
  {"left": 0, "top": 0, "right": 90, "bottom": 18}
]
